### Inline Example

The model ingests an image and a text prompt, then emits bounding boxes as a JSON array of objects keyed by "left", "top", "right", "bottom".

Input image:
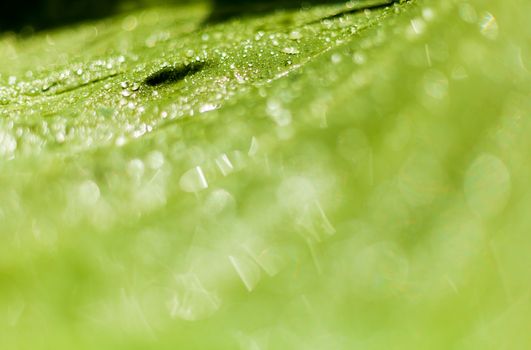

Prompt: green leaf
[{"left": 1, "top": 0, "right": 530, "bottom": 348}]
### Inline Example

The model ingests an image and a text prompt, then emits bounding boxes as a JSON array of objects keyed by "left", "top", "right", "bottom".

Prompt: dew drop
[
  {"left": 199, "top": 103, "right": 219, "bottom": 113},
  {"left": 122, "top": 15, "right": 138, "bottom": 31},
  {"left": 179, "top": 166, "right": 208, "bottom": 193},
  {"left": 282, "top": 47, "right": 300, "bottom": 55},
  {"left": 479, "top": 12, "right": 499, "bottom": 40},
  {"left": 127, "top": 159, "right": 145, "bottom": 180},
  {"left": 331, "top": 53, "right": 342, "bottom": 64},
  {"left": 0, "top": 130, "right": 17, "bottom": 159},
  {"left": 353, "top": 52, "right": 367, "bottom": 65},
  {"left": 215, "top": 154, "right": 234, "bottom": 176},
  {"left": 229, "top": 255, "right": 261, "bottom": 292},
  {"left": 288, "top": 31, "right": 303, "bottom": 40},
  {"left": 203, "top": 189, "right": 235, "bottom": 215},
  {"left": 78, "top": 180, "right": 101, "bottom": 206}
]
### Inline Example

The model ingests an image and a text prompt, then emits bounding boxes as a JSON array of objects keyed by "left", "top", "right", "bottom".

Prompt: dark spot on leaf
[{"left": 143, "top": 62, "right": 206, "bottom": 87}]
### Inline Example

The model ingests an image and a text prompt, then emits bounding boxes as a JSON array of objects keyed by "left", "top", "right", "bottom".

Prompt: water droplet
[
  {"left": 254, "top": 31, "right": 265, "bottom": 41},
  {"left": 0, "top": 130, "right": 17, "bottom": 159},
  {"left": 289, "top": 31, "right": 303, "bottom": 40},
  {"left": 234, "top": 71, "right": 246, "bottom": 84},
  {"left": 266, "top": 99, "right": 292, "bottom": 127},
  {"left": 179, "top": 166, "right": 208, "bottom": 193},
  {"left": 78, "top": 180, "right": 100, "bottom": 206},
  {"left": 146, "top": 151, "right": 165, "bottom": 169},
  {"left": 229, "top": 255, "right": 261, "bottom": 292},
  {"left": 422, "top": 7, "right": 435, "bottom": 22},
  {"left": 479, "top": 12, "right": 499, "bottom": 40},
  {"left": 244, "top": 244, "right": 284, "bottom": 277},
  {"left": 282, "top": 47, "right": 300, "bottom": 55},
  {"left": 203, "top": 189, "right": 235, "bottom": 215},
  {"left": 248, "top": 137, "right": 259, "bottom": 157},
  {"left": 127, "top": 159, "right": 145, "bottom": 180},
  {"left": 407, "top": 18, "right": 426, "bottom": 39},
  {"left": 215, "top": 153, "right": 234, "bottom": 176},
  {"left": 122, "top": 15, "right": 138, "bottom": 31},
  {"left": 199, "top": 103, "right": 219, "bottom": 113},
  {"left": 353, "top": 52, "right": 367, "bottom": 65},
  {"left": 331, "top": 53, "right": 342, "bottom": 64}
]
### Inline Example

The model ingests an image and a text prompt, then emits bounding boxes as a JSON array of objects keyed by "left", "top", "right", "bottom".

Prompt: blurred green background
[
  {"left": 0, "top": 0, "right": 348, "bottom": 31},
  {"left": 0, "top": 0, "right": 530, "bottom": 349}
]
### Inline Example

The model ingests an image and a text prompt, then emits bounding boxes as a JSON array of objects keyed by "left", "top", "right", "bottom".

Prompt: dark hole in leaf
[{"left": 143, "top": 62, "right": 206, "bottom": 87}]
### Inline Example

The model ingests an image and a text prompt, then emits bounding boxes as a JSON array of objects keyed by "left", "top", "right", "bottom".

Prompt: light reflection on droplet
[
  {"left": 0, "top": 130, "right": 17, "bottom": 159},
  {"left": 229, "top": 254, "right": 262, "bottom": 292},
  {"left": 266, "top": 99, "right": 292, "bottom": 127},
  {"left": 122, "top": 15, "right": 138, "bottom": 31},
  {"left": 353, "top": 52, "right": 366, "bottom": 65},
  {"left": 244, "top": 244, "right": 284, "bottom": 277},
  {"left": 422, "top": 7, "right": 435, "bottom": 22},
  {"left": 146, "top": 151, "right": 165, "bottom": 170},
  {"left": 215, "top": 153, "right": 234, "bottom": 176},
  {"left": 282, "top": 47, "right": 300, "bottom": 55},
  {"left": 331, "top": 53, "right": 342, "bottom": 64},
  {"left": 248, "top": 137, "right": 259, "bottom": 157},
  {"left": 199, "top": 103, "right": 219, "bottom": 113},
  {"left": 407, "top": 18, "right": 426, "bottom": 39},
  {"left": 179, "top": 166, "right": 208, "bottom": 193},
  {"left": 127, "top": 159, "right": 145, "bottom": 181},
  {"left": 479, "top": 12, "right": 499, "bottom": 40}
]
